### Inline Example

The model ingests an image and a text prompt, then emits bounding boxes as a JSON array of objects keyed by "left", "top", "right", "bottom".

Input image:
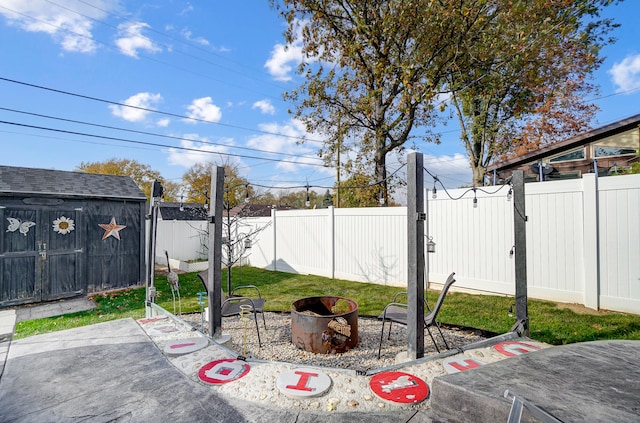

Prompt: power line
[
  {"left": 67, "top": 0, "right": 288, "bottom": 93},
  {"left": 0, "top": 2, "right": 285, "bottom": 100},
  {"left": 5, "top": 4, "right": 633, "bottom": 191},
  {"left": 586, "top": 85, "right": 640, "bottom": 102},
  {"left": 249, "top": 164, "right": 406, "bottom": 191},
  {"left": 0, "top": 76, "right": 325, "bottom": 144},
  {"left": 1, "top": 124, "right": 336, "bottom": 189},
  {"left": 0, "top": 106, "right": 323, "bottom": 163},
  {"left": 0, "top": 128, "right": 160, "bottom": 153},
  {"left": 0, "top": 119, "right": 327, "bottom": 167}
]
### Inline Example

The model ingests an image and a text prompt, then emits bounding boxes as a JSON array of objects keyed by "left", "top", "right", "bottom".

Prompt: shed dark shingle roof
[
  {"left": 0, "top": 165, "right": 146, "bottom": 200},
  {"left": 158, "top": 202, "right": 208, "bottom": 220}
]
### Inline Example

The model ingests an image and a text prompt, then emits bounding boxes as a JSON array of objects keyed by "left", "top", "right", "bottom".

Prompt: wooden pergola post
[
  {"left": 512, "top": 170, "right": 529, "bottom": 336},
  {"left": 207, "top": 166, "right": 224, "bottom": 338},
  {"left": 407, "top": 152, "right": 425, "bottom": 359}
]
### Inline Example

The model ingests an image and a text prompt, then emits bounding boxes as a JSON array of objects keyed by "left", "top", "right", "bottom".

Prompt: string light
[
  {"left": 432, "top": 178, "right": 438, "bottom": 199},
  {"left": 305, "top": 181, "right": 310, "bottom": 208},
  {"left": 379, "top": 187, "right": 385, "bottom": 205},
  {"left": 472, "top": 187, "right": 478, "bottom": 208},
  {"left": 507, "top": 187, "right": 513, "bottom": 201}
]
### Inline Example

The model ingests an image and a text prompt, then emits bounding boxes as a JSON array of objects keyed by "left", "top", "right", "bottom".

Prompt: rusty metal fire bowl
[{"left": 291, "top": 296, "right": 359, "bottom": 354}]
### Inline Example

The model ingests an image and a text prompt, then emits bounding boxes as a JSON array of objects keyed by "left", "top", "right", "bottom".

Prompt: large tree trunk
[
  {"left": 471, "top": 163, "right": 485, "bottom": 187},
  {"left": 375, "top": 148, "right": 388, "bottom": 206}
]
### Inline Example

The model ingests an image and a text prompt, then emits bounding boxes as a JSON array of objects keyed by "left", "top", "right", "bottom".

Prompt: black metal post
[
  {"left": 512, "top": 170, "right": 529, "bottom": 336},
  {"left": 407, "top": 152, "right": 425, "bottom": 359},
  {"left": 145, "top": 180, "right": 163, "bottom": 317},
  {"left": 207, "top": 166, "right": 224, "bottom": 338}
]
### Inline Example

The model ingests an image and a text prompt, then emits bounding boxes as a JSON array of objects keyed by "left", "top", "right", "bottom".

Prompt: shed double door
[{"left": 0, "top": 206, "right": 83, "bottom": 307}]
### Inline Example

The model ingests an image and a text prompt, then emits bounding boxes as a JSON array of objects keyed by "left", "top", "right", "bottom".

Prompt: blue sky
[{"left": 0, "top": 1, "right": 639, "bottom": 195}]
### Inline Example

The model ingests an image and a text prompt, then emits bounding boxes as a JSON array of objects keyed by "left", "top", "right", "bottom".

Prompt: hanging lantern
[
  {"left": 426, "top": 236, "right": 436, "bottom": 253},
  {"left": 244, "top": 238, "right": 252, "bottom": 249}
]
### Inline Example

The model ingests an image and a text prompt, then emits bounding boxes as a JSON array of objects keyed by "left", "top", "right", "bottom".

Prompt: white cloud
[
  {"left": 247, "top": 119, "right": 327, "bottom": 173},
  {"left": 0, "top": 0, "right": 117, "bottom": 53},
  {"left": 265, "top": 42, "right": 304, "bottom": 82},
  {"left": 156, "top": 118, "right": 170, "bottom": 127},
  {"left": 166, "top": 134, "right": 240, "bottom": 168},
  {"left": 109, "top": 92, "right": 162, "bottom": 122},
  {"left": 252, "top": 99, "right": 276, "bottom": 115},
  {"left": 179, "top": 4, "right": 194, "bottom": 16},
  {"left": 184, "top": 97, "right": 222, "bottom": 123},
  {"left": 609, "top": 54, "right": 640, "bottom": 93},
  {"left": 422, "top": 153, "right": 472, "bottom": 188},
  {"left": 181, "top": 28, "right": 209, "bottom": 46},
  {"left": 265, "top": 20, "right": 327, "bottom": 82},
  {"left": 115, "top": 21, "right": 161, "bottom": 58}
]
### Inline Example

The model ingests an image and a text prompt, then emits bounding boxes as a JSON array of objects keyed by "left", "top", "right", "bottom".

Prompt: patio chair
[
  {"left": 197, "top": 270, "right": 266, "bottom": 347},
  {"left": 377, "top": 272, "right": 456, "bottom": 359}
]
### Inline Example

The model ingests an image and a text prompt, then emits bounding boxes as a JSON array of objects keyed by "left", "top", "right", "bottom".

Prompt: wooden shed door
[
  {"left": 41, "top": 208, "right": 83, "bottom": 301},
  {"left": 0, "top": 206, "right": 83, "bottom": 306},
  {"left": 0, "top": 207, "right": 38, "bottom": 305}
]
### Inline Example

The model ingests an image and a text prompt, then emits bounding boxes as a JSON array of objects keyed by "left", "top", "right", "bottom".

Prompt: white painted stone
[
  {"left": 442, "top": 356, "right": 487, "bottom": 373},
  {"left": 276, "top": 368, "right": 332, "bottom": 399},
  {"left": 163, "top": 337, "right": 209, "bottom": 356},
  {"left": 147, "top": 324, "right": 180, "bottom": 336}
]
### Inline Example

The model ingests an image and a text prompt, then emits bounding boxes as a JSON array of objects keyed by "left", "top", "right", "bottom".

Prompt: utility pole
[{"left": 407, "top": 152, "right": 425, "bottom": 359}]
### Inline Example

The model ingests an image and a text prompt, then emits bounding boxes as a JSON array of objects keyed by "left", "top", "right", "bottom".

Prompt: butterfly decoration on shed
[{"left": 6, "top": 217, "right": 36, "bottom": 236}]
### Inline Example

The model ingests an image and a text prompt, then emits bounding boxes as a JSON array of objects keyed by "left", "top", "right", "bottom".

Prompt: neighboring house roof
[
  {"left": 0, "top": 165, "right": 146, "bottom": 200},
  {"left": 228, "top": 203, "right": 294, "bottom": 217},
  {"left": 158, "top": 202, "right": 208, "bottom": 221},
  {"left": 487, "top": 113, "right": 640, "bottom": 174}
]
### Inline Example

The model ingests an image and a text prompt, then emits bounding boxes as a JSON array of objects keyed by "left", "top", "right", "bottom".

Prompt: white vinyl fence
[
  {"left": 155, "top": 220, "right": 208, "bottom": 263},
  {"left": 155, "top": 173, "right": 640, "bottom": 314}
]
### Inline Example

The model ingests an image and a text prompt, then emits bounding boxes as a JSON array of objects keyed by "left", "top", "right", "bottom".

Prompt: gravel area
[{"left": 178, "top": 311, "right": 487, "bottom": 371}]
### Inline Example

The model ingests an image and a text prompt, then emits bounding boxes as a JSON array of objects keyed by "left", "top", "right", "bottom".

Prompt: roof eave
[
  {"left": 487, "top": 114, "right": 640, "bottom": 172},
  {"left": 0, "top": 189, "right": 146, "bottom": 201}
]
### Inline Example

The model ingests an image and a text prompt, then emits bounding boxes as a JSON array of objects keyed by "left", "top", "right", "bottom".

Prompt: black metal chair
[
  {"left": 197, "top": 270, "right": 266, "bottom": 347},
  {"left": 377, "top": 272, "right": 456, "bottom": 359}
]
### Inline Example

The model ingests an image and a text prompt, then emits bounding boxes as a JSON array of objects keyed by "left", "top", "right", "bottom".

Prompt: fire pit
[{"left": 291, "top": 296, "right": 358, "bottom": 354}]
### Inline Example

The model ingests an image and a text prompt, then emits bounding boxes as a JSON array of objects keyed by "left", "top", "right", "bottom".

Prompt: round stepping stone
[
  {"left": 147, "top": 324, "right": 180, "bottom": 336},
  {"left": 442, "top": 356, "right": 487, "bottom": 373},
  {"left": 369, "top": 371, "right": 429, "bottom": 404},
  {"left": 198, "top": 359, "right": 251, "bottom": 385},
  {"left": 163, "top": 337, "right": 209, "bottom": 356},
  {"left": 276, "top": 368, "right": 332, "bottom": 399},
  {"left": 493, "top": 341, "right": 541, "bottom": 357}
]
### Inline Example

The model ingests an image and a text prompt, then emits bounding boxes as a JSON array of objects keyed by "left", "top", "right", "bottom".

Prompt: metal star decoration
[{"left": 99, "top": 217, "right": 126, "bottom": 240}]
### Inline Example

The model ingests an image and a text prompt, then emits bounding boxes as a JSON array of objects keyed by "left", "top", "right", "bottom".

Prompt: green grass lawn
[{"left": 14, "top": 266, "right": 640, "bottom": 345}]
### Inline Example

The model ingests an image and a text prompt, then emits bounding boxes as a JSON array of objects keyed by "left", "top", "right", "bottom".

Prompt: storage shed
[{"left": 0, "top": 165, "right": 146, "bottom": 307}]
